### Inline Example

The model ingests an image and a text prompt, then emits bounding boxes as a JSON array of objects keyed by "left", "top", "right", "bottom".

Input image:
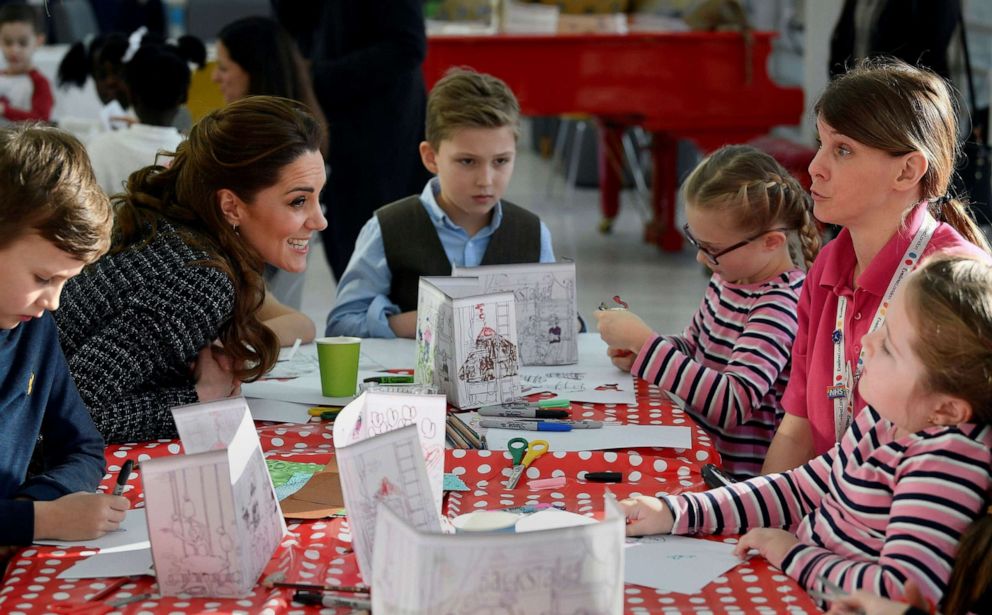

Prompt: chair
[
  {"left": 184, "top": 0, "right": 272, "bottom": 42},
  {"left": 51, "top": 0, "right": 100, "bottom": 45}
]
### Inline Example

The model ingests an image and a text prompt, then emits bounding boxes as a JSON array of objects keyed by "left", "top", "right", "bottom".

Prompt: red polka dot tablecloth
[{"left": 0, "top": 380, "right": 821, "bottom": 614}]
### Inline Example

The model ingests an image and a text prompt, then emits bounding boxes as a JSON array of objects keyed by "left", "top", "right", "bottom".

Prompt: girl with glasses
[{"left": 596, "top": 144, "right": 820, "bottom": 478}]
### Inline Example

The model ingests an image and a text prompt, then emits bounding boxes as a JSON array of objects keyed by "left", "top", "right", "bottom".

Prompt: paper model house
[
  {"left": 140, "top": 397, "right": 286, "bottom": 597},
  {"left": 416, "top": 276, "right": 521, "bottom": 409},
  {"left": 452, "top": 261, "right": 578, "bottom": 365}
]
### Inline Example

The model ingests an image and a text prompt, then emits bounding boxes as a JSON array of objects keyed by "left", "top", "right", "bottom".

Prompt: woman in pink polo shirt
[{"left": 761, "top": 58, "right": 992, "bottom": 473}]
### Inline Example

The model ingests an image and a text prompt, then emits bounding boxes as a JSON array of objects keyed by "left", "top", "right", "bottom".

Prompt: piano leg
[
  {"left": 596, "top": 119, "right": 626, "bottom": 234},
  {"left": 649, "top": 132, "right": 684, "bottom": 252}
]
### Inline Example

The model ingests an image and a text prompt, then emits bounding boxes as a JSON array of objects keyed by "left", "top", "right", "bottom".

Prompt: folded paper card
[
  {"left": 452, "top": 261, "right": 578, "bottom": 366},
  {"left": 371, "top": 495, "right": 625, "bottom": 614},
  {"left": 332, "top": 391, "right": 447, "bottom": 579},
  {"left": 416, "top": 276, "right": 521, "bottom": 409},
  {"left": 140, "top": 397, "right": 286, "bottom": 597}
]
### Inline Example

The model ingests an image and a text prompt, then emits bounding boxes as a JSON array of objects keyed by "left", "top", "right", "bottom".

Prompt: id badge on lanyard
[{"left": 828, "top": 209, "right": 937, "bottom": 442}]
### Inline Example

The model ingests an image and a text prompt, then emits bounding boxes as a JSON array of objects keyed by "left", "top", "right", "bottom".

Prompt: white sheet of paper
[
  {"left": 242, "top": 367, "right": 385, "bottom": 406},
  {"left": 516, "top": 336, "right": 636, "bottom": 404},
  {"left": 461, "top": 411, "right": 692, "bottom": 451},
  {"left": 515, "top": 509, "right": 597, "bottom": 532},
  {"left": 246, "top": 397, "right": 312, "bottom": 424},
  {"left": 624, "top": 535, "right": 743, "bottom": 594},
  {"left": 371, "top": 495, "right": 625, "bottom": 614},
  {"left": 57, "top": 548, "right": 154, "bottom": 579},
  {"left": 518, "top": 364, "right": 636, "bottom": 404},
  {"left": 35, "top": 509, "right": 149, "bottom": 553},
  {"left": 360, "top": 338, "right": 417, "bottom": 371},
  {"left": 334, "top": 422, "right": 442, "bottom": 581}
]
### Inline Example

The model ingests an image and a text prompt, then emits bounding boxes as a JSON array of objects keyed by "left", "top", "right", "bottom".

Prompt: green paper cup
[{"left": 315, "top": 336, "right": 361, "bottom": 397}]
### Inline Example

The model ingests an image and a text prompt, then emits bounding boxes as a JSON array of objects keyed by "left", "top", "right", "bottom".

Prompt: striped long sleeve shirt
[
  {"left": 666, "top": 407, "right": 992, "bottom": 607},
  {"left": 632, "top": 270, "right": 805, "bottom": 478}
]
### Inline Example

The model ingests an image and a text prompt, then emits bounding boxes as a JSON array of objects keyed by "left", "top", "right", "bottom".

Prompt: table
[{"left": 0, "top": 381, "right": 821, "bottom": 614}]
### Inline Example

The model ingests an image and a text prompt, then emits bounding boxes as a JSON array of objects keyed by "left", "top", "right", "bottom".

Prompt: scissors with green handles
[{"left": 504, "top": 437, "right": 549, "bottom": 489}]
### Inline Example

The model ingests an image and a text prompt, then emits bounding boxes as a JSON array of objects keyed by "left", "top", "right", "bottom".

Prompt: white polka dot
[
  {"left": 167, "top": 443, "right": 181, "bottom": 454},
  {"left": 478, "top": 450, "right": 492, "bottom": 457},
  {"left": 629, "top": 455, "right": 643, "bottom": 466},
  {"left": 451, "top": 449, "right": 467, "bottom": 458},
  {"left": 270, "top": 437, "right": 284, "bottom": 447},
  {"left": 525, "top": 467, "right": 540, "bottom": 478},
  {"left": 477, "top": 464, "right": 491, "bottom": 474},
  {"left": 652, "top": 459, "right": 668, "bottom": 472},
  {"left": 577, "top": 451, "right": 592, "bottom": 460},
  {"left": 628, "top": 471, "right": 642, "bottom": 481},
  {"left": 603, "top": 452, "right": 618, "bottom": 462},
  {"left": 451, "top": 467, "right": 465, "bottom": 475},
  {"left": 696, "top": 450, "right": 710, "bottom": 461},
  {"left": 52, "top": 593, "right": 70, "bottom": 601}
]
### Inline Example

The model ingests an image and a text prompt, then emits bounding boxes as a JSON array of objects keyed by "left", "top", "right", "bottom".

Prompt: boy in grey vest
[{"left": 326, "top": 68, "right": 556, "bottom": 338}]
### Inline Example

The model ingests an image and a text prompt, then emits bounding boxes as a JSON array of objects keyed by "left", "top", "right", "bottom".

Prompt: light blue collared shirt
[{"left": 326, "top": 178, "right": 556, "bottom": 338}]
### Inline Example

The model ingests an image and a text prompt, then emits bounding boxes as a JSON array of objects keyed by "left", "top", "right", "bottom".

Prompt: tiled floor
[{"left": 300, "top": 136, "right": 709, "bottom": 338}]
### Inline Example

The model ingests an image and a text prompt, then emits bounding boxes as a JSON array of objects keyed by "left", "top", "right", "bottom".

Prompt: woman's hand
[
  {"left": 594, "top": 310, "right": 654, "bottom": 353},
  {"left": 193, "top": 345, "right": 240, "bottom": 401},
  {"left": 618, "top": 495, "right": 674, "bottom": 536},
  {"left": 733, "top": 528, "right": 799, "bottom": 568}
]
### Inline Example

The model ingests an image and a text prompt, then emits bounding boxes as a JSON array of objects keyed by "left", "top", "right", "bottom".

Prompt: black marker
[
  {"left": 113, "top": 459, "right": 133, "bottom": 496},
  {"left": 584, "top": 472, "right": 623, "bottom": 483},
  {"left": 701, "top": 463, "right": 736, "bottom": 489}
]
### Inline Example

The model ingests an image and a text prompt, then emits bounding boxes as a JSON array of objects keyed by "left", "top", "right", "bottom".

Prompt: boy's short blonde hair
[
  {"left": 425, "top": 67, "right": 520, "bottom": 149},
  {"left": 0, "top": 124, "right": 112, "bottom": 262}
]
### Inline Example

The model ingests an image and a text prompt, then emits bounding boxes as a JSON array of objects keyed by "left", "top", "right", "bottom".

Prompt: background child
[
  {"left": 596, "top": 145, "right": 820, "bottom": 478},
  {"left": 620, "top": 255, "right": 992, "bottom": 609},
  {"left": 0, "top": 124, "right": 128, "bottom": 554},
  {"left": 0, "top": 3, "right": 52, "bottom": 122},
  {"left": 327, "top": 67, "right": 556, "bottom": 339},
  {"left": 87, "top": 36, "right": 205, "bottom": 194}
]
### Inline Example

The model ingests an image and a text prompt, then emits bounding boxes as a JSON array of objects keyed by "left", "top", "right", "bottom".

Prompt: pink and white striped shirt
[
  {"left": 632, "top": 270, "right": 805, "bottom": 478},
  {"left": 666, "top": 407, "right": 992, "bottom": 607}
]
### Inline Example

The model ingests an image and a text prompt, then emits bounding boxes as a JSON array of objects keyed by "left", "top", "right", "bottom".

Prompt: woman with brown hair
[
  {"left": 212, "top": 16, "right": 329, "bottom": 310},
  {"left": 55, "top": 96, "right": 327, "bottom": 443},
  {"left": 761, "top": 58, "right": 992, "bottom": 474}
]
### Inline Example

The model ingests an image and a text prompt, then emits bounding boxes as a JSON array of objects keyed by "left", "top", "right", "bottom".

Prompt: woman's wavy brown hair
[{"left": 112, "top": 96, "right": 323, "bottom": 381}]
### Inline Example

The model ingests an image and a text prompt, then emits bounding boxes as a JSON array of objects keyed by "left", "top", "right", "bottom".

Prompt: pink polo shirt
[{"left": 781, "top": 204, "right": 989, "bottom": 454}]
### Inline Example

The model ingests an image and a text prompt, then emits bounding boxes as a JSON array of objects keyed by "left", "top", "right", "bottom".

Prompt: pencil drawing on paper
[
  {"left": 152, "top": 463, "right": 242, "bottom": 596},
  {"left": 453, "top": 262, "right": 579, "bottom": 366}
]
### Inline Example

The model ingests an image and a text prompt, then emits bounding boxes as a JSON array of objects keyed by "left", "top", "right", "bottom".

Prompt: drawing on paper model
[
  {"left": 454, "top": 264, "right": 579, "bottom": 366},
  {"left": 154, "top": 464, "right": 242, "bottom": 596},
  {"left": 458, "top": 325, "right": 518, "bottom": 383}
]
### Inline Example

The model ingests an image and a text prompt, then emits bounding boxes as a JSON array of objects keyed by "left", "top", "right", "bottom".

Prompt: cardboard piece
[{"left": 279, "top": 467, "right": 345, "bottom": 519}]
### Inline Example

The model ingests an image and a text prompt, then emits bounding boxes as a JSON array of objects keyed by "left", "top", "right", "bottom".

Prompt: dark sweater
[
  {"left": 376, "top": 196, "right": 542, "bottom": 312},
  {"left": 55, "top": 219, "right": 235, "bottom": 443},
  {"left": 0, "top": 313, "right": 106, "bottom": 545}
]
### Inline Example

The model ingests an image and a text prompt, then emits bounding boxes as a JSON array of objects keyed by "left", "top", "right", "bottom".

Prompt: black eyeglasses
[{"left": 682, "top": 223, "right": 791, "bottom": 265}]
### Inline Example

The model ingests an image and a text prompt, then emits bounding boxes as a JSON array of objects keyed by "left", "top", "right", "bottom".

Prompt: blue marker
[{"left": 479, "top": 419, "right": 572, "bottom": 432}]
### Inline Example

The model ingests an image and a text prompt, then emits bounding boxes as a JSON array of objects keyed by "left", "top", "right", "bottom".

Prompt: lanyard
[{"left": 829, "top": 211, "right": 938, "bottom": 441}]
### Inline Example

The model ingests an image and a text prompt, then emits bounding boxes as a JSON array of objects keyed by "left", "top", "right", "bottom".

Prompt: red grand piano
[{"left": 423, "top": 32, "right": 804, "bottom": 251}]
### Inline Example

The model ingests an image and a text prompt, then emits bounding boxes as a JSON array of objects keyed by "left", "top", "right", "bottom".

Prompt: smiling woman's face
[{"left": 222, "top": 150, "right": 327, "bottom": 272}]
